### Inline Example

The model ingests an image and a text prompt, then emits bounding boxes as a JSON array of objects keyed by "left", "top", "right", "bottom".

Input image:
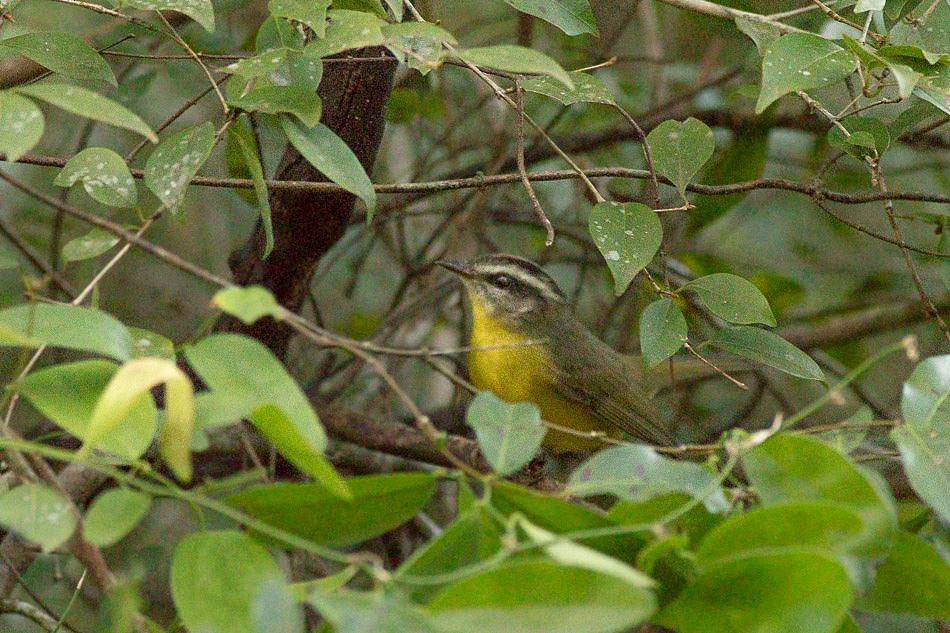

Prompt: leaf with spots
[
  {"left": 268, "top": 0, "right": 331, "bottom": 38},
  {"left": 735, "top": 16, "right": 782, "bottom": 55},
  {"left": 709, "top": 326, "right": 824, "bottom": 381},
  {"left": 124, "top": 0, "right": 215, "bottom": 32},
  {"left": 914, "top": 62, "right": 950, "bottom": 117},
  {"left": 455, "top": 45, "right": 574, "bottom": 89},
  {"left": 228, "top": 85, "right": 322, "bottom": 127},
  {"left": 567, "top": 445, "right": 730, "bottom": 513},
  {"left": 306, "top": 10, "right": 386, "bottom": 58},
  {"left": 0, "top": 91, "right": 43, "bottom": 162},
  {"left": 0, "top": 484, "right": 77, "bottom": 553},
  {"left": 589, "top": 201, "right": 662, "bottom": 296},
  {"left": 54, "top": 147, "right": 137, "bottom": 207},
  {"left": 756, "top": 33, "right": 858, "bottom": 113},
  {"left": 889, "top": 0, "right": 950, "bottom": 64},
  {"left": 639, "top": 298, "right": 687, "bottom": 368},
  {"left": 503, "top": 0, "right": 598, "bottom": 37},
  {"left": 686, "top": 273, "right": 776, "bottom": 326},
  {"left": 646, "top": 117, "right": 715, "bottom": 200},
  {"left": 61, "top": 228, "right": 121, "bottom": 262},
  {"left": 145, "top": 122, "right": 215, "bottom": 213},
  {"left": 14, "top": 83, "right": 155, "bottom": 142},
  {"left": 892, "top": 355, "right": 950, "bottom": 524},
  {"left": 0, "top": 31, "right": 116, "bottom": 85},
  {"left": 521, "top": 72, "right": 615, "bottom": 105},
  {"left": 466, "top": 391, "right": 545, "bottom": 476}
]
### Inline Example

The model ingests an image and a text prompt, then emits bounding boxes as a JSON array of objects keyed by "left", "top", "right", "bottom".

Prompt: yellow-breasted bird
[{"left": 436, "top": 253, "right": 673, "bottom": 452}]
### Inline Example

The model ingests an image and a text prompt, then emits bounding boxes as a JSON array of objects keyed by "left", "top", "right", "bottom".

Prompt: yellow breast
[{"left": 466, "top": 298, "right": 613, "bottom": 452}]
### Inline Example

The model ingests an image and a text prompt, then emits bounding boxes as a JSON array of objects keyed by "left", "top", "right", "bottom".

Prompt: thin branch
[
  {"left": 514, "top": 86, "right": 554, "bottom": 245},
  {"left": 157, "top": 12, "right": 228, "bottom": 113}
]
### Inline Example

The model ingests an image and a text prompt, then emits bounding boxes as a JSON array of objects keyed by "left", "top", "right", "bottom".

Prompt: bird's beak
[{"left": 435, "top": 259, "right": 474, "bottom": 278}]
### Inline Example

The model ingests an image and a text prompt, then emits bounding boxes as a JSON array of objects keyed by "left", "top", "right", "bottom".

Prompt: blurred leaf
[
  {"left": 213, "top": 286, "right": 283, "bottom": 324},
  {"left": 268, "top": 0, "right": 331, "bottom": 37},
  {"left": 859, "top": 531, "right": 950, "bottom": 618},
  {"left": 710, "top": 326, "right": 823, "bottom": 380},
  {"left": 428, "top": 560, "right": 656, "bottom": 633},
  {"left": 15, "top": 83, "right": 155, "bottom": 141},
  {"left": 83, "top": 357, "right": 194, "bottom": 481},
  {"left": 228, "top": 118, "right": 273, "bottom": 256},
  {"left": 307, "top": 10, "right": 386, "bottom": 57},
  {"left": 289, "top": 566, "right": 358, "bottom": 601},
  {"left": 0, "top": 91, "right": 43, "bottom": 162},
  {"left": 61, "top": 228, "right": 121, "bottom": 262},
  {"left": 893, "top": 354, "right": 950, "bottom": 523},
  {"left": 0, "top": 31, "right": 116, "bottom": 85},
  {"left": 281, "top": 117, "right": 376, "bottom": 219},
  {"left": 646, "top": 117, "right": 715, "bottom": 199},
  {"left": 589, "top": 201, "right": 662, "bottom": 295},
  {"left": 127, "top": 326, "right": 176, "bottom": 360},
  {"left": 171, "top": 531, "right": 303, "bottom": 633},
  {"left": 756, "top": 33, "right": 858, "bottom": 113},
  {"left": 382, "top": 22, "right": 456, "bottom": 73},
  {"left": 16, "top": 360, "right": 156, "bottom": 460},
  {"left": 0, "top": 240, "right": 19, "bottom": 269},
  {"left": 828, "top": 117, "right": 891, "bottom": 159},
  {"left": 310, "top": 588, "right": 442, "bottom": 633},
  {"left": 84, "top": 489, "right": 152, "bottom": 547},
  {"left": 658, "top": 551, "right": 853, "bottom": 633},
  {"left": 229, "top": 86, "right": 322, "bottom": 127},
  {"left": 639, "top": 298, "right": 687, "bottom": 368},
  {"left": 465, "top": 391, "right": 544, "bottom": 476},
  {"left": 0, "top": 484, "right": 76, "bottom": 553},
  {"left": 915, "top": 62, "right": 950, "bottom": 116},
  {"left": 144, "top": 122, "right": 215, "bottom": 213},
  {"left": 455, "top": 45, "right": 574, "bottom": 89},
  {"left": 55, "top": 147, "right": 137, "bottom": 207},
  {"left": 735, "top": 16, "right": 782, "bottom": 54},
  {"left": 124, "top": 0, "right": 215, "bottom": 32},
  {"left": 503, "top": 0, "right": 598, "bottom": 36},
  {"left": 0, "top": 303, "right": 134, "bottom": 360},
  {"left": 332, "top": 0, "right": 387, "bottom": 16},
  {"left": 567, "top": 445, "right": 731, "bottom": 513},
  {"left": 521, "top": 72, "right": 615, "bottom": 105},
  {"left": 889, "top": 1, "right": 950, "bottom": 64},
  {"left": 743, "top": 434, "right": 897, "bottom": 556},
  {"left": 227, "top": 473, "right": 436, "bottom": 546},
  {"left": 686, "top": 273, "right": 777, "bottom": 326},
  {"left": 854, "top": 0, "right": 885, "bottom": 12}
]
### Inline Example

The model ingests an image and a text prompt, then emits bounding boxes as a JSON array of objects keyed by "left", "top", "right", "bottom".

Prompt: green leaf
[
  {"left": 858, "top": 531, "right": 950, "bottom": 619},
  {"left": 658, "top": 551, "right": 853, "bottom": 633},
  {"left": 224, "top": 48, "right": 298, "bottom": 78},
  {"left": 735, "top": 16, "right": 782, "bottom": 55},
  {"left": 827, "top": 117, "right": 891, "bottom": 159},
  {"left": 686, "top": 273, "right": 776, "bottom": 326},
  {"left": 228, "top": 118, "right": 273, "bottom": 256},
  {"left": 381, "top": 22, "right": 456, "bottom": 73},
  {"left": 756, "top": 33, "right": 858, "bottom": 113},
  {"left": 306, "top": 10, "right": 385, "bottom": 58},
  {"left": 455, "top": 45, "right": 574, "bottom": 89},
  {"left": 16, "top": 360, "right": 156, "bottom": 460},
  {"left": 0, "top": 91, "right": 43, "bottom": 162},
  {"left": 915, "top": 63, "right": 950, "bottom": 117},
  {"left": 128, "top": 326, "right": 176, "bottom": 360},
  {"left": 0, "top": 303, "right": 134, "bottom": 360},
  {"left": 268, "top": 0, "right": 331, "bottom": 38},
  {"left": 428, "top": 560, "right": 656, "bottom": 633},
  {"left": 332, "top": 0, "right": 386, "bottom": 17},
  {"left": 123, "top": 0, "right": 215, "bottom": 32},
  {"left": 567, "top": 445, "right": 730, "bottom": 513},
  {"left": 310, "top": 588, "right": 443, "bottom": 633},
  {"left": 144, "top": 122, "right": 215, "bottom": 213},
  {"left": 520, "top": 72, "right": 615, "bottom": 105},
  {"left": 226, "top": 473, "right": 437, "bottom": 546},
  {"left": 854, "top": 0, "right": 885, "bottom": 12},
  {"left": 83, "top": 489, "right": 152, "bottom": 547},
  {"left": 889, "top": 1, "right": 950, "bottom": 64},
  {"left": 0, "top": 484, "right": 77, "bottom": 553},
  {"left": 0, "top": 31, "right": 116, "bottom": 85},
  {"left": 213, "top": 286, "right": 283, "bottom": 325},
  {"left": 696, "top": 501, "right": 871, "bottom": 563},
  {"left": 281, "top": 118, "right": 376, "bottom": 219},
  {"left": 14, "top": 83, "right": 155, "bottom": 142},
  {"left": 61, "top": 228, "right": 121, "bottom": 262},
  {"left": 710, "top": 326, "right": 823, "bottom": 380},
  {"left": 171, "top": 531, "right": 303, "bottom": 633},
  {"left": 83, "top": 358, "right": 195, "bottom": 481},
  {"left": 229, "top": 86, "right": 322, "bottom": 127},
  {"left": 638, "top": 298, "right": 687, "bottom": 368},
  {"left": 589, "top": 201, "right": 662, "bottom": 295},
  {"left": 54, "top": 147, "right": 137, "bottom": 207},
  {"left": 465, "top": 391, "right": 544, "bottom": 476},
  {"left": 743, "top": 434, "right": 897, "bottom": 556},
  {"left": 893, "top": 354, "right": 950, "bottom": 523},
  {"left": 646, "top": 117, "right": 715, "bottom": 199},
  {"left": 502, "top": 0, "right": 598, "bottom": 36}
]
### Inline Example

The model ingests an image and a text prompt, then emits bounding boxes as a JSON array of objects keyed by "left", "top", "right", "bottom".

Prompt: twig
[
  {"left": 157, "top": 12, "right": 228, "bottom": 113},
  {"left": 514, "top": 86, "right": 554, "bottom": 245},
  {"left": 683, "top": 342, "right": 748, "bottom": 390}
]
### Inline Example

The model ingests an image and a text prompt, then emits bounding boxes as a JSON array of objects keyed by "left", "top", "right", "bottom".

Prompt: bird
[{"left": 436, "top": 253, "right": 674, "bottom": 453}]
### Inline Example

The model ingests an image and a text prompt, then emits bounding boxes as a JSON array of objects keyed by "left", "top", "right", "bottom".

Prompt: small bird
[{"left": 436, "top": 253, "right": 673, "bottom": 452}]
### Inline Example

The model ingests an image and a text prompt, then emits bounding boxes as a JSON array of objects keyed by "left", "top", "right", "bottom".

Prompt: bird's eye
[{"left": 491, "top": 274, "right": 514, "bottom": 289}]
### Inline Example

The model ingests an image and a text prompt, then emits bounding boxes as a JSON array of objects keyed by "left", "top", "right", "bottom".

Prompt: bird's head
[{"left": 436, "top": 254, "right": 567, "bottom": 327}]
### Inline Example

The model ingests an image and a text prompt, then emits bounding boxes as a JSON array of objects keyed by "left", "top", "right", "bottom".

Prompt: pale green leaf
[
  {"left": 15, "top": 83, "right": 155, "bottom": 141},
  {"left": 686, "top": 273, "right": 776, "bottom": 326},
  {"left": 144, "top": 122, "right": 215, "bottom": 213},
  {"left": 0, "top": 91, "right": 43, "bottom": 162},
  {"left": 503, "top": 0, "right": 598, "bottom": 36},
  {"left": 589, "top": 201, "right": 662, "bottom": 295},
  {"left": 0, "top": 31, "right": 116, "bottom": 85},
  {"left": 83, "top": 488, "right": 152, "bottom": 547},
  {"left": 639, "top": 298, "right": 687, "bottom": 368},
  {"left": 124, "top": 0, "right": 215, "bottom": 32},
  {"left": 54, "top": 147, "right": 137, "bottom": 207},
  {"left": 0, "top": 484, "right": 76, "bottom": 553},
  {"left": 455, "top": 45, "right": 574, "bottom": 89},
  {"left": 709, "top": 326, "right": 823, "bottom": 380},
  {"left": 465, "top": 391, "right": 544, "bottom": 476},
  {"left": 756, "top": 33, "right": 858, "bottom": 113}
]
